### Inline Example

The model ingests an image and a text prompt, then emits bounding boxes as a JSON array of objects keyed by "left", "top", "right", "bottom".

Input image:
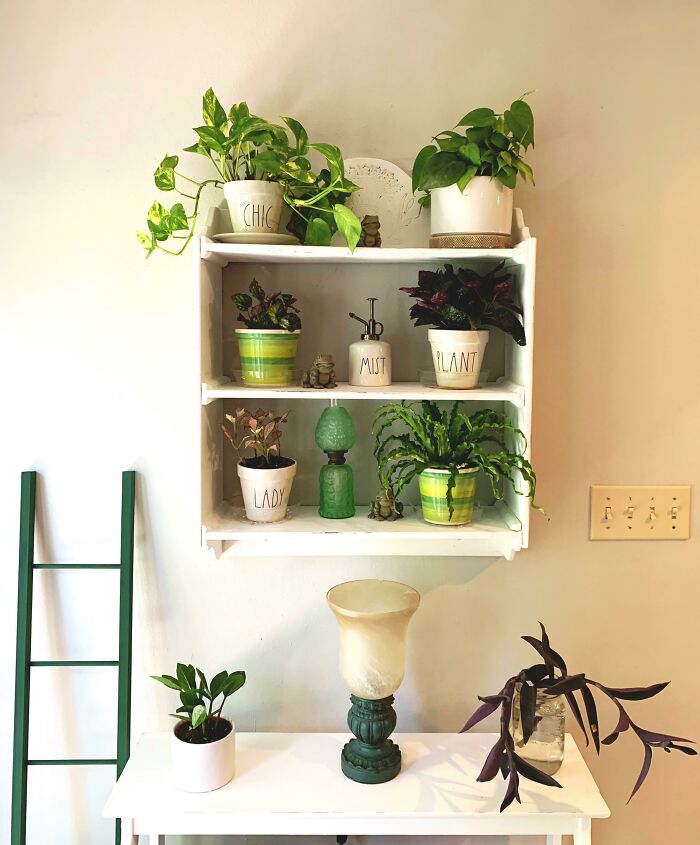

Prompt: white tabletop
[{"left": 104, "top": 732, "right": 609, "bottom": 837}]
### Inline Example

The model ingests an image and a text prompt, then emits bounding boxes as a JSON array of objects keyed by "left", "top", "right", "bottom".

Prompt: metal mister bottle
[{"left": 348, "top": 298, "right": 392, "bottom": 386}]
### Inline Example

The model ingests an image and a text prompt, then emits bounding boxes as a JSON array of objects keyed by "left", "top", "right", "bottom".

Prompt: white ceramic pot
[
  {"left": 171, "top": 719, "right": 235, "bottom": 793},
  {"left": 237, "top": 459, "right": 297, "bottom": 522},
  {"left": 430, "top": 177, "right": 513, "bottom": 236},
  {"left": 224, "top": 180, "right": 283, "bottom": 234},
  {"left": 428, "top": 329, "right": 489, "bottom": 389}
]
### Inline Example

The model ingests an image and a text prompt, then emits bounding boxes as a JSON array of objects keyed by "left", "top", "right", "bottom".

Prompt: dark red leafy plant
[
  {"left": 462, "top": 624, "right": 696, "bottom": 812},
  {"left": 399, "top": 261, "right": 525, "bottom": 345}
]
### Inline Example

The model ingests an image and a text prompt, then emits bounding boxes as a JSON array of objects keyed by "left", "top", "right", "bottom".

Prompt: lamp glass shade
[
  {"left": 314, "top": 406, "right": 357, "bottom": 452},
  {"left": 327, "top": 579, "right": 420, "bottom": 700}
]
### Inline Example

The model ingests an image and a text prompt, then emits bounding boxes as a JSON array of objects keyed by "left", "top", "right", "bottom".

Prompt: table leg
[
  {"left": 546, "top": 836, "right": 563, "bottom": 845},
  {"left": 119, "top": 818, "right": 137, "bottom": 845},
  {"left": 574, "top": 818, "right": 592, "bottom": 845}
]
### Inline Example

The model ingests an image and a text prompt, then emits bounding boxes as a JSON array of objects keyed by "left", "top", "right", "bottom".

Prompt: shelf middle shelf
[{"left": 202, "top": 379, "right": 525, "bottom": 407}]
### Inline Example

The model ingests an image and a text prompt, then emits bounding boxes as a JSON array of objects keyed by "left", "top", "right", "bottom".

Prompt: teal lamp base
[{"left": 340, "top": 695, "right": 402, "bottom": 784}]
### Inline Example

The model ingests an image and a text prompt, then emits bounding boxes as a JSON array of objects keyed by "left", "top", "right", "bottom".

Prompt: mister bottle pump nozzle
[{"left": 349, "top": 298, "right": 384, "bottom": 340}]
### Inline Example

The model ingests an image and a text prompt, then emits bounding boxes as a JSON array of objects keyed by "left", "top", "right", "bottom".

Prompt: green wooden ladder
[{"left": 11, "top": 470, "right": 136, "bottom": 845}]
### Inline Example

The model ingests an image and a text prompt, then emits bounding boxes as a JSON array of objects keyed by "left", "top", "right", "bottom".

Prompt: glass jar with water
[{"left": 511, "top": 685, "right": 566, "bottom": 775}]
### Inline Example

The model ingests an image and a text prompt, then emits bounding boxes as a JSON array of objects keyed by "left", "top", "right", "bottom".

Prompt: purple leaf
[
  {"left": 522, "top": 635, "right": 568, "bottom": 676},
  {"left": 565, "top": 690, "right": 589, "bottom": 746},
  {"left": 601, "top": 681, "right": 670, "bottom": 701},
  {"left": 601, "top": 703, "right": 631, "bottom": 745},
  {"left": 519, "top": 683, "right": 536, "bottom": 743},
  {"left": 666, "top": 742, "right": 698, "bottom": 756},
  {"left": 477, "top": 737, "right": 506, "bottom": 782},
  {"left": 546, "top": 674, "right": 586, "bottom": 696},
  {"left": 500, "top": 764, "right": 521, "bottom": 812},
  {"left": 461, "top": 697, "right": 502, "bottom": 733},
  {"left": 627, "top": 743, "right": 653, "bottom": 803},
  {"left": 632, "top": 725, "right": 695, "bottom": 746},
  {"left": 521, "top": 664, "right": 550, "bottom": 684},
  {"left": 581, "top": 684, "right": 601, "bottom": 754},
  {"left": 513, "top": 752, "right": 563, "bottom": 788}
]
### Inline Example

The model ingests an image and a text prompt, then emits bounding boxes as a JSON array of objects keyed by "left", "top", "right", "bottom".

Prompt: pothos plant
[
  {"left": 152, "top": 663, "right": 246, "bottom": 744},
  {"left": 373, "top": 401, "right": 538, "bottom": 519},
  {"left": 462, "top": 624, "right": 696, "bottom": 811},
  {"left": 233, "top": 278, "right": 301, "bottom": 331},
  {"left": 137, "top": 88, "right": 361, "bottom": 256},
  {"left": 412, "top": 95, "right": 535, "bottom": 209},
  {"left": 400, "top": 261, "right": 525, "bottom": 345},
  {"left": 222, "top": 407, "right": 292, "bottom": 470}
]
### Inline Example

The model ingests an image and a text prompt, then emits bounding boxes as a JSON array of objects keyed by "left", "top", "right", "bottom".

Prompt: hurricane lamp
[{"left": 327, "top": 579, "right": 420, "bottom": 783}]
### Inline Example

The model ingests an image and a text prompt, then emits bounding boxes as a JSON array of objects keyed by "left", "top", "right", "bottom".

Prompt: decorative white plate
[
  {"left": 344, "top": 158, "right": 429, "bottom": 248},
  {"left": 212, "top": 232, "right": 300, "bottom": 245}
]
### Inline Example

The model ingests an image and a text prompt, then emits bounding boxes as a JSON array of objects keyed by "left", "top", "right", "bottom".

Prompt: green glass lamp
[{"left": 314, "top": 402, "right": 357, "bottom": 519}]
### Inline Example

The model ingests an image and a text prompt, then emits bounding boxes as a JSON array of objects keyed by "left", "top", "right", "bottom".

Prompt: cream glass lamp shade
[{"left": 327, "top": 579, "right": 420, "bottom": 699}]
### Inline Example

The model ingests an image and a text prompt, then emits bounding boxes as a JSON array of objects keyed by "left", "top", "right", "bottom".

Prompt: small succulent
[
  {"left": 233, "top": 278, "right": 301, "bottom": 331},
  {"left": 462, "top": 624, "right": 696, "bottom": 811},
  {"left": 400, "top": 262, "right": 525, "bottom": 345},
  {"left": 152, "top": 663, "right": 246, "bottom": 743},
  {"left": 222, "top": 407, "right": 290, "bottom": 467}
]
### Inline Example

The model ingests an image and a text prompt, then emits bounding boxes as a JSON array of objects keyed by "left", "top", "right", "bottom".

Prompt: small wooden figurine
[
  {"left": 301, "top": 354, "right": 337, "bottom": 389},
  {"left": 368, "top": 488, "right": 404, "bottom": 520},
  {"left": 359, "top": 215, "right": 382, "bottom": 248}
]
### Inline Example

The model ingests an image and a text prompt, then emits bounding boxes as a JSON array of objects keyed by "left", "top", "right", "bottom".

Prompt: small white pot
[
  {"left": 429, "top": 329, "right": 489, "bottom": 389},
  {"left": 171, "top": 719, "right": 235, "bottom": 793},
  {"left": 224, "top": 180, "right": 283, "bottom": 234},
  {"left": 238, "top": 459, "right": 297, "bottom": 523},
  {"left": 430, "top": 177, "right": 513, "bottom": 236}
]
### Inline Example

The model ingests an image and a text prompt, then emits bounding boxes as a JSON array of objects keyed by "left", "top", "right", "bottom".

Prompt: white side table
[{"left": 104, "top": 732, "right": 609, "bottom": 844}]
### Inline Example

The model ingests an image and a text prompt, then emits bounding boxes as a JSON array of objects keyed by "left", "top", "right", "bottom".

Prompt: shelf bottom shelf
[{"left": 202, "top": 503, "right": 523, "bottom": 559}]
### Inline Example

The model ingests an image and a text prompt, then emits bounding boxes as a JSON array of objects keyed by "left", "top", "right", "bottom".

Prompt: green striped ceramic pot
[
  {"left": 419, "top": 466, "right": 479, "bottom": 525},
  {"left": 235, "top": 329, "right": 300, "bottom": 386}
]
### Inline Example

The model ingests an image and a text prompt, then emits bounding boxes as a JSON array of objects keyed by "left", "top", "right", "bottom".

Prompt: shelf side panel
[
  {"left": 197, "top": 241, "right": 224, "bottom": 542},
  {"left": 505, "top": 238, "right": 536, "bottom": 548}
]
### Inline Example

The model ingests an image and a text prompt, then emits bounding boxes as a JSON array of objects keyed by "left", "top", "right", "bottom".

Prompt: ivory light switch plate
[{"left": 590, "top": 485, "right": 691, "bottom": 540}]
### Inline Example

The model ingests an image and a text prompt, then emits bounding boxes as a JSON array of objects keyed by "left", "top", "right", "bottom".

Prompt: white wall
[{"left": 1, "top": 1, "right": 699, "bottom": 843}]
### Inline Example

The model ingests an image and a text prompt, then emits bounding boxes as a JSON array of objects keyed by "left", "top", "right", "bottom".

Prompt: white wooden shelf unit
[
  {"left": 196, "top": 210, "right": 536, "bottom": 558},
  {"left": 105, "top": 732, "right": 608, "bottom": 844}
]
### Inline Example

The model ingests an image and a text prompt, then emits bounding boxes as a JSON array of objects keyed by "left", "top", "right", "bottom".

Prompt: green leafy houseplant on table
[
  {"left": 412, "top": 95, "right": 535, "bottom": 209},
  {"left": 152, "top": 663, "right": 246, "bottom": 743},
  {"left": 373, "top": 401, "right": 538, "bottom": 523},
  {"left": 137, "top": 87, "right": 361, "bottom": 256}
]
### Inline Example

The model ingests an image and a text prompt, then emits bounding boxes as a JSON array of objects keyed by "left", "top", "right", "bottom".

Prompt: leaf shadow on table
[{"left": 404, "top": 739, "right": 585, "bottom": 815}]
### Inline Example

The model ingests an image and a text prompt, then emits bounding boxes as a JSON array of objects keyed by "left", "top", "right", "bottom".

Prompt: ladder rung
[
  {"left": 30, "top": 660, "right": 119, "bottom": 668},
  {"left": 27, "top": 759, "right": 117, "bottom": 766},
  {"left": 33, "top": 563, "right": 120, "bottom": 570}
]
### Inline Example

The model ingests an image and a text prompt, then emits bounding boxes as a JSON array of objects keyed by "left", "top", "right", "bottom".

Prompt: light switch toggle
[
  {"left": 625, "top": 505, "right": 635, "bottom": 519},
  {"left": 648, "top": 506, "right": 657, "bottom": 522},
  {"left": 604, "top": 506, "right": 613, "bottom": 521},
  {"left": 671, "top": 506, "right": 679, "bottom": 520}
]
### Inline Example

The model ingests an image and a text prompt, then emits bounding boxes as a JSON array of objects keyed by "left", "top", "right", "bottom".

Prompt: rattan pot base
[{"left": 429, "top": 233, "right": 512, "bottom": 249}]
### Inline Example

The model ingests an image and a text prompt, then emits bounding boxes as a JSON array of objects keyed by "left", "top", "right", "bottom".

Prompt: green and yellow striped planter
[
  {"left": 235, "top": 329, "right": 300, "bottom": 387},
  {"left": 419, "top": 466, "right": 479, "bottom": 525}
]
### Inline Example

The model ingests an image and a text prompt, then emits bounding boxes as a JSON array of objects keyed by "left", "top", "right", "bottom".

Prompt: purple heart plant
[{"left": 462, "top": 624, "right": 696, "bottom": 812}]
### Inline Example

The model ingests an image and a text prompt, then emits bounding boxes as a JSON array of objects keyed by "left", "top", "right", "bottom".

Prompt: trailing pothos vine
[
  {"left": 138, "top": 88, "right": 361, "bottom": 256},
  {"left": 462, "top": 624, "right": 696, "bottom": 811}
]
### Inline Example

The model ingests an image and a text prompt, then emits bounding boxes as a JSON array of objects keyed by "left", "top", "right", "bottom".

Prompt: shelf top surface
[
  {"left": 204, "top": 504, "right": 519, "bottom": 540},
  {"left": 201, "top": 237, "right": 531, "bottom": 266},
  {"left": 104, "top": 732, "right": 609, "bottom": 825},
  {"left": 203, "top": 379, "right": 525, "bottom": 406}
]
